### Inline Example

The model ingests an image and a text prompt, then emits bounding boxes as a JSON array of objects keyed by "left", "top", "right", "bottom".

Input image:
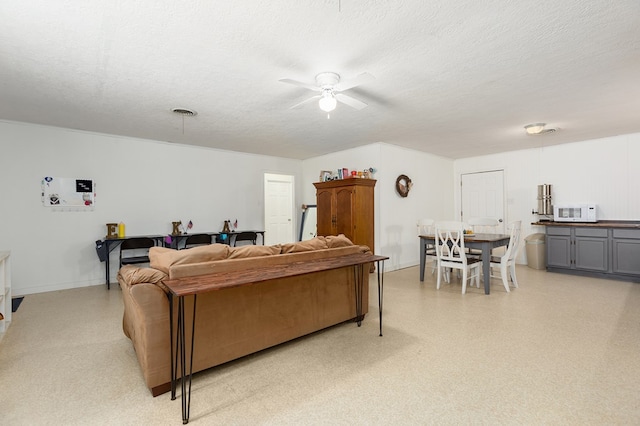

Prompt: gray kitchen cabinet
[
  {"left": 574, "top": 228, "right": 608, "bottom": 272},
  {"left": 546, "top": 227, "right": 571, "bottom": 268},
  {"left": 543, "top": 223, "right": 640, "bottom": 282},
  {"left": 612, "top": 229, "right": 640, "bottom": 276},
  {"left": 547, "top": 227, "right": 607, "bottom": 272}
]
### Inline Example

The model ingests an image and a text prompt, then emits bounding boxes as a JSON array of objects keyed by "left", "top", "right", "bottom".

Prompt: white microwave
[{"left": 553, "top": 204, "right": 598, "bottom": 223}]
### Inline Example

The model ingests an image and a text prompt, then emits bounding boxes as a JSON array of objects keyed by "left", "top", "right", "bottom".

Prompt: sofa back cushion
[
  {"left": 228, "top": 244, "right": 281, "bottom": 259},
  {"left": 280, "top": 236, "right": 329, "bottom": 253},
  {"left": 150, "top": 244, "right": 229, "bottom": 274},
  {"left": 324, "top": 234, "right": 355, "bottom": 248}
]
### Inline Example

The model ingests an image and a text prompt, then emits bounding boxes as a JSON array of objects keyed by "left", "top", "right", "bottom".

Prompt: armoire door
[
  {"left": 316, "top": 188, "right": 335, "bottom": 236},
  {"left": 335, "top": 187, "right": 355, "bottom": 239}
]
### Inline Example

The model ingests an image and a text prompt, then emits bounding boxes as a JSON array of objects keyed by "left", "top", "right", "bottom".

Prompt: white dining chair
[
  {"left": 467, "top": 217, "right": 500, "bottom": 234},
  {"left": 434, "top": 221, "right": 481, "bottom": 294},
  {"left": 490, "top": 220, "right": 522, "bottom": 292},
  {"left": 417, "top": 218, "right": 437, "bottom": 275},
  {"left": 466, "top": 217, "right": 500, "bottom": 258}
]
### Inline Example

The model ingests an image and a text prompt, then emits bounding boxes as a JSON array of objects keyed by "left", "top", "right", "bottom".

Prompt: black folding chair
[
  {"left": 119, "top": 237, "right": 155, "bottom": 268},
  {"left": 183, "top": 234, "right": 212, "bottom": 249},
  {"left": 233, "top": 231, "right": 257, "bottom": 246}
]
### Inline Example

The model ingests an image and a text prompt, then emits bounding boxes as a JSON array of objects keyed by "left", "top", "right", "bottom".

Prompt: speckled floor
[{"left": 1, "top": 265, "right": 639, "bottom": 425}]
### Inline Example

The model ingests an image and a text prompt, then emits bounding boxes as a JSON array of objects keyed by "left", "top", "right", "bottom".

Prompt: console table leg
[
  {"left": 176, "top": 295, "right": 197, "bottom": 424},
  {"left": 170, "top": 294, "right": 176, "bottom": 400},
  {"left": 354, "top": 264, "right": 364, "bottom": 326},
  {"left": 377, "top": 260, "right": 385, "bottom": 336}
]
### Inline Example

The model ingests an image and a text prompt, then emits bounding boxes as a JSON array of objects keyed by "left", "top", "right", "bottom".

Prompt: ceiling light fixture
[
  {"left": 524, "top": 123, "right": 557, "bottom": 135},
  {"left": 318, "top": 90, "right": 337, "bottom": 112},
  {"left": 524, "top": 123, "right": 546, "bottom": 135}
]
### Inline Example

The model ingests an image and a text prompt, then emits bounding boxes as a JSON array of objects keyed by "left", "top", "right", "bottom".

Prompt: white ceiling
[{"left": 2, "top": 1, "right": 640, "bottom": 160}]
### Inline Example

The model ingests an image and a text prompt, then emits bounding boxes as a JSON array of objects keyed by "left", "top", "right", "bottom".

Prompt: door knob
[{"left": 499, "top": 219, "right": 503, "bottom": 222}]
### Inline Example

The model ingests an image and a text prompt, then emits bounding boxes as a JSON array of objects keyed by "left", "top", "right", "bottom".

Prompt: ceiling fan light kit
[{"left": 319, "top": 90, "right": 337, "bottom": 112}]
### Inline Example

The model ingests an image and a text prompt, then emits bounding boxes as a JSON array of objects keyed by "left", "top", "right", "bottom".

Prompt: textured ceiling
[{"left": 1, "top": 1, "right": 640, "bottom": 160}]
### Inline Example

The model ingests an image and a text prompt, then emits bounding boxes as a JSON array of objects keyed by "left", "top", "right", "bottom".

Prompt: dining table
[{"left": 419, "top": 233, "right": 511, "bottom": 294}]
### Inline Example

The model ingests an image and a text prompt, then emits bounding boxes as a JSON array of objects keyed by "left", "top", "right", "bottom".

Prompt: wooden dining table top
[{"left": 419, "top": 233, "right": 510, "bottom": 242}]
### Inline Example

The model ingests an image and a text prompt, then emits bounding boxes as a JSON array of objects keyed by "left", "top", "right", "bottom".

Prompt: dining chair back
[
  {"left": 466, "top": 217, "right": 500, "bottom": 258},
  {"left": 467, "top": 217, "right": 500, "bottom": 234},
  {"left": 417, "top": 218, "right": 437, "bottom": 275},
  {"left": 417, "top": 218, "right": 435, "bottom": 236},
  {"left": 119, "top": 237, "right": 155, "bottom": 268},
  {"left": 434, "top": 221, "right": 481, "bottom": 294},
  {"left": 490, "top": 220, "right": 522, "bottom": 292},
  {"left": 183, "top": 234, "right": 212, "bottom": 249}
]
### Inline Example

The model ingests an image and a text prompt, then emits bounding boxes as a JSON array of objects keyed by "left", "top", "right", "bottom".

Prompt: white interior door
[
  {"left": 461, "top": 170, "right": 505, "bottom": 233},
  {"left": 264, "top": 173, "right": 295, "bottom": 245}
]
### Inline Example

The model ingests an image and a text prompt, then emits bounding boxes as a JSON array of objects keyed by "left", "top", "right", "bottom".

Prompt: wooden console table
[{"left": 163, "top": 252, "right": 388, "bottom": 424}]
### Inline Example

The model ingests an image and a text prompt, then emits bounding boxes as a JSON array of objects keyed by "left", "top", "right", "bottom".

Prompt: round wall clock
[{"left": 395, "top": 174, "right": 412, "bottom": 197}]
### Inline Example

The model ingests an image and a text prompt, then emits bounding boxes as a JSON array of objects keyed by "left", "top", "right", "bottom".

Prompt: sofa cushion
[
  {"left": 324, "top": 234, "right": 354, "bottom": 248},
  {"left": 119, "top": 265, "right": 167, "bottom": 285},
  {"left": 149, "top": 244, "right": 229, "bottom": 274},
  {"left": 229, "top": 244, "right": 281, "bottom": 259},
  {"left": 280, "top": 237, "right": 328, "bottom": 254}
]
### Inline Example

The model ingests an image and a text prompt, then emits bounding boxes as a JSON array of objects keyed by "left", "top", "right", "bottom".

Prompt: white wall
[
  {"left": 454, "top": 132, "right": 640, "bottom": 263},
  {"left": 0, "top": 120, "right": 301, "bottom": 295},
  {"left": 302, "top": 143, "right": 455, "bottom": 271},
  {"left": 4, "top": 118, "right": 636, "bottom": 294}
]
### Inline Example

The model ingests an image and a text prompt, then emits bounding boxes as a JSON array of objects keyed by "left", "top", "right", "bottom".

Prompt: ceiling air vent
[{"left": 171, "top": 108, "right": 197, "bottom": 116}]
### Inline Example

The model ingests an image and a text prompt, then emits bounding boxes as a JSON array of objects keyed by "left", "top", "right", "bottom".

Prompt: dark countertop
[{"left": 532, "top": 220, "right": 640, "bottom": 229}]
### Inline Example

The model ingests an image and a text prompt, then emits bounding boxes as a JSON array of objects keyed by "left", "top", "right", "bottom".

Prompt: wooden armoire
[{"left": 313, "top": 179, "right": 376, "bottom": 253}]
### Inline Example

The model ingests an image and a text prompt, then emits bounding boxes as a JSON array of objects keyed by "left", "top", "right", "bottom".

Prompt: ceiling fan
[{"left": 279, "top": 72, "right": 375, "bottom": 112}]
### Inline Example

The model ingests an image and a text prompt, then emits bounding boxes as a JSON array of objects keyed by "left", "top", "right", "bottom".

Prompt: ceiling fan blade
[
  {"left": 335, "top": 72, "right": 375, "bottom": 92},
  {"left": 279, "top": 78, "right": 321, "bottom": 92},
  {"left": 289, "top": 94, "right": 321, "bottom": 109},
  {"left": 335, "top": 93, "right": 368, "bottom": 110}
]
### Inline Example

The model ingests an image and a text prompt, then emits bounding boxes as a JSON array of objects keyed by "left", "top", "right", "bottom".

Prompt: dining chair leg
[
  {"left": 509, "top": 263, "right": 519, "bottom": 288},
  {"left": 500, "top": 263, "right": 511, "bottom": 292},
  {"left": 461, "top": 268, "right": 468, "bottom": 294}
]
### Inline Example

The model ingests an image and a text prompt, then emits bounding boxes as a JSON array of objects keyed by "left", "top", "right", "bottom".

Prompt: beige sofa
[{"left": 117, "top": 235, "right": 371, "bottom": 396}]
